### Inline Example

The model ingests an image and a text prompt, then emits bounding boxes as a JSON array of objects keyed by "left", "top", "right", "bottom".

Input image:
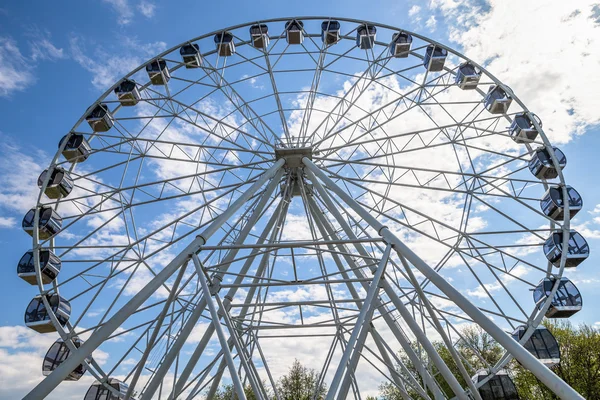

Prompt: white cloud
[
  {"left": 436, "top": 0, "right": 600, "bottom": 143},
  {"left": 0, "top": 216, "right": 15, "bottom": 228},
  {"left": 137, "top": 0, "right": 156, "bottom": 18},
  {"left": 29, "top": 36, "right": 65, "bottom": 62},
  {"left": 0, "top": 140, "right": 46, "bottom": 214},
  {"left": 0, "top": 37, "right": 35, "bottom": 97},
  {"left": 69, "top": 36, "right": 142, "bottom": 90},
  {"left": 425, "top": 15, "right": 438, "bottom": 31},
  {"left": 409, "top": 5, "right": 422, "bottom": 16},
  {"left": 102, "top": 0, "right": 134, "bottom": 25},
  {"left": 0, "top": 325, "right": 101, "bottom": 399}
]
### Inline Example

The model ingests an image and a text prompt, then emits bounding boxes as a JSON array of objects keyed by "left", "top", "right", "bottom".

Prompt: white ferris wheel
[{"left": 19, "top": 17, "right": 588, "bottom": 400}]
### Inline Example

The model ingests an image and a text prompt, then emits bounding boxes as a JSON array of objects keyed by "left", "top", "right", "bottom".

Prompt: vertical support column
[
  {"left": 192, "top": 254, "right": 248, "bottom": 400},
  {"left": 166, "top": 169, "right": 285, "bottom": 399},
  {"left": 143, "top": 167, "right": 284, "bottom": 400},
  {"left": 25, "top": 160, "right": 284, "bottom": 400},
  {"left": 327, "top": 245, "right": 392, "bottom": 399},
  {"left": 304, "top": 158, "right": 585, "bottom": 400},
  {"left": 206, "top": 191, "right": 292, "bottom": 399},
  {"left": 306, "top": 195, "right": 437, "bottom": 400},
  {"left": 125, "top": 261, "right": 189, "bottom": 399},
  {"left": 306, "top": 164, "right": 467, "bottom": 400}
]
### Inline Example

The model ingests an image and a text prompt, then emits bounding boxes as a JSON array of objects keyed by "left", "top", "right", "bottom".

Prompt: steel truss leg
[
  {"left": 142, "top": 168, "right": 284, "bottom": 399},
  {"left": 193, "top": 254, "right": 248, "bottom": 400},
  {"left": 303, "top": 158, "right": 585, "bottom": 400},
  {"left": 306, "top": 196, "right": 415, "bottom": 398},
  {"left": 168, "top": 192, "right": 289, "bottom": 400},
  {"left": 327, "top": 245, "right": 392, "bottom": 399},
  {"left": 24, "top": 160, "right": 284, "bottom": 400},
  {"left": 205, "top": 197, "right": 291, "bottom": 399},
  {"left": 306, "top": 193, "right": 440, "bottom": 400},
  {"left": 306, "top": 167, "right": 465, "bottom": 399},
  {"left": 125, "top": 260, "right": 189, "bottom": 399},
  {"left": 371, "top": 325, "right": 413, "bottom": 400}
]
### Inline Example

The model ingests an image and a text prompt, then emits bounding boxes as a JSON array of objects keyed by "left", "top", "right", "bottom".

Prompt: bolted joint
[
  {"left": 218, "top": 295, "right": 233, "bottom": 317},
  {"left": 209, "top": 273, "right": 223, "bottom": 295}
]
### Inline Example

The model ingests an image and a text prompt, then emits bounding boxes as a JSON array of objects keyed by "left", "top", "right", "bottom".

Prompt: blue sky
[{"left": 1, "top": 0, "right": 600, "bottom": 399}]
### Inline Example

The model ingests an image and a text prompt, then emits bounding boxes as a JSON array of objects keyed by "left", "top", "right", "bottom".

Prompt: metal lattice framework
[{"left": 23, "top": 17, "right": 586, "bottom": 400}]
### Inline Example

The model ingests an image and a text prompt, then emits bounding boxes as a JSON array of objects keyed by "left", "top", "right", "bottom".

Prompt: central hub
[{"left": 274, "top": 146, "right": 313, "bottom": 169}]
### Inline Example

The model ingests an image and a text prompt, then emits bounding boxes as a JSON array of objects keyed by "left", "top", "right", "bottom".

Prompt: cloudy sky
[{"left": 1, "top": 0, "right": 600, "bottom": 399}]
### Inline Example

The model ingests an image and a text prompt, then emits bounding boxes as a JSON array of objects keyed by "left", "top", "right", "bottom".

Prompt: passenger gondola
[
  {"left": 390, "top": 31, "right": 412, "bottom": 58},
  {"left": 540, "top": 185, "right": 582, "bottom": 221},
  {"left": 529, "top": 146, "right": 567, "bottom": 180},
  {"left": 43, "top": 338, "right": 91, "bottom": 380},
  {"left": 59, "top": 133, "right": 91, "bottom": 163},
  {"left": 423, "top": 45, "right": 448, "bottom": 72},
  {"left": 180, "top": 43, "right": 202, "bottom": 68},
  {"left": 285, "top": 20, "right": 304, "bottom": 45},
  {"left": 84, "top": 378, "right": 132, "bottom": 400},
  {"left": 38, "top": 167, "right": 73, "bottom": 199},
  {"left": 484, "top": 85, "right": 512, "bottom": 114},
  {"left": 533, "top": 277, "right": 582, "bottom": 318},
  {"left": 356, "top": 24, "right": 376, "bottom": 50},
  {"left": 321, "top": 20, "right": 341, "bottom": 45},
  {"left": 472, "top": 370, "right": 519, "bottom": 400},
  {"left": 214, "top": 31, "right": 235, "bottom": 56},
  {"left": 250, "top": 24, "right": 269, "bottom": 49},
  {"left": 17, "top": 249, "right": 61, "bottom": 285},
  {"left": 114, "top": 79, "right": 141, "bottom": 106},
  {"left": 509, "top": 113, "right": 541, "bottom": 144},
  {"left": 86, "top": 104, "right": 113, "bottom": 132},
  {"left": 512, "top": 325, "right": 561, "bottom": 368},
  {"left": 22, "top": 206, "right": 62, "bottom": 240},
  {"left": 543, "top": 230, "right": 589, "bottom": 268},
  {"left": 145, "top": 59, "right": 170, "bottom": 85},
  {"left": 24, "top": 294, "right": 71, "bottom": 333},
  {"left": 455, "top": 61, "right": 481, "bottom": 90}
]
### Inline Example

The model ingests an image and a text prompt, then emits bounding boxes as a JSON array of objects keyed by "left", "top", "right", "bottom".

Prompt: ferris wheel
[{"left": 20, "top": 17, "right": 588, "bottom": 400}]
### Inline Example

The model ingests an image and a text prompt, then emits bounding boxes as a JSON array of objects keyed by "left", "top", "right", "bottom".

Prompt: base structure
[{"left": 25, "top": 157, "right": 583, "bottom": 400}]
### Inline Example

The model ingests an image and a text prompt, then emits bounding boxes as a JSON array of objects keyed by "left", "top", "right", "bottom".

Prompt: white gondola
[
  {"left": 114, "top": 79, "right": 141, "bottom": 106},
  {"left": 43, "top": 338, "right": 91, "bottom": 381},
  {"left": 472, "top": 369, "right": 519, "bottom": 400},
  {"left": 529, "top": 146, "right": 567, "bottom": 180},
  {"left": 24, "top": 294, "right": 71, "bottom": 334},
  {"left": 455, "top": 61, "right": 482, "bottom": 90},
  {"left": 484, "top": 85, "right": 512, "bottom": 114},
  {"left": 214, "top": 31, "right": 235, "bottom": 56},
  {"left": 86, "top": 104, "right": 113, "bottom": 132},
  {"left": 285, "top": 20, "right": 304, "bottom": 45},
  {"left": 249, "top": 24, "right": 269, "bottom": 49},
  {"left": 390, "top": 31, "right": 412, "bottom": 58},
  {"left": 38, "top": 167, "right": 73, "bottom": 199},
  {"left": 512, "top": 325, "right": 561, "bottom": 368},
  {"left": 84, "top": 378, "right": 132, "bottom": 400},
  {"left": 17, "top": 249, "right": 61, "bottom": 285},
  {"left": 540, "top": 185, "right": 582, "bottom": 221},
  {"left": 321, "top": 20, "right": 341, "bottom": 45},
  {"left": 22, "top": 206, "right": 62, "bottom": 240},
  {"left": 423, "top": 45, "right": 448, "bottom": 72},
  {"left": 59, "top": 133, "right": 92, "bottom": 163},
  {"left": 533, "top": 277, "right": 582, "bottom": 318},
  {"left": 544, "top": 230, "right": 589, "bottom": 268},
  {"left": 145, "top": 59, "right": 170, "bottom": 85},
  {"left": 180, "top": 43, "right": 202, "bottom": 68},
  {"left": 509, "top": 113, "right": 541, "bottom": 144},
  {"left": 356, "top": 24, "right": 376, "bottom": 50}
]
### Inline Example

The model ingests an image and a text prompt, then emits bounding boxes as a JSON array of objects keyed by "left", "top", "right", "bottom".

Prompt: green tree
[
  {"left": 513, "top": 321, "right": 600, "bottom": 399},
  {"left": 276, "top": 359, "right": 327, "bottom": 400},
  {"left": 212, "top": 384, "right": 258, "bottom": 400},
  {"left": 379, "top": 325, "right": 503, "bottom": 399}
]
